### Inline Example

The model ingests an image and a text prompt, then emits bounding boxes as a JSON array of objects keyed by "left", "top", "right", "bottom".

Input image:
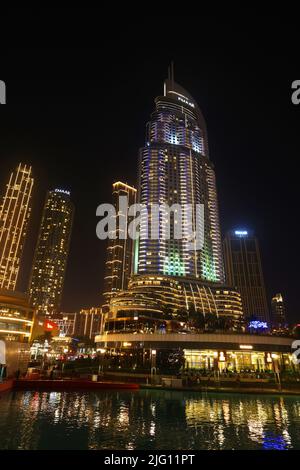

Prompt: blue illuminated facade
[{"left": 249, "top": 320, "right": 269, "bottom": 331}]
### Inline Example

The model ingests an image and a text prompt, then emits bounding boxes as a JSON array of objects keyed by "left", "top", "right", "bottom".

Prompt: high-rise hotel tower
[
  {"left": 0, "top": 163, "right": 34, "bottom": 291},
  {"left": 137, "top": 78, "right": 224, "bottom": 283},
  {"left": 29, "top": 189, "right": 74, "bottom": 315},
  {"left": 100, "top": 76, "right": 243, "bottom": 333}
]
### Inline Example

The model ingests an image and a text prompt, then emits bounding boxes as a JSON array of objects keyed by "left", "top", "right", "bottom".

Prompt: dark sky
[{"left": 0, "top": 13, "right": 299, "bottom": 322}]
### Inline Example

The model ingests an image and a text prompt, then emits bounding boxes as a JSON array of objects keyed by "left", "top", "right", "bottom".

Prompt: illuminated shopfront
[
  {"left": 0, "top": 290, "right": 34, "bottom": 376},
  {"left": 96, "top": 331, "right": 296, "bottom": 372},
  {"left": 183, "top": 349, "right": 278, "bottom": 371}
]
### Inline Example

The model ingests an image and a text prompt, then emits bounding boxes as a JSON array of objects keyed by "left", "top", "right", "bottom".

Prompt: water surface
[{"left": 0, "top": 389, "right": 300, "bottom": 449}]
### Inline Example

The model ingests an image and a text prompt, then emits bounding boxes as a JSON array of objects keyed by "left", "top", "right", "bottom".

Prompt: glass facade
[
  {"left": 103, "top": 182, "right": 137, "bottom": 310},
  {"left": 271, "top": 293, "right": 286, "bottom": 328},
  {"left": 29, "top": 189, "right": 74, "bottom": 315},
  {"left": 101, "top": 78, "right": 244, "bottom": 335},
  {"left": 183, "top": 349, "right": 293, "bottom": 372},
  {"left": 0, "top": 164, "right": 34, "bottom": 291},
  {"left": 223, "top": 230, "right": 269, "bottom": 322},
  {"left": 137, "top": 79, "right": 224, "bottom": 283},
  {"left": 104, "top": 275, "right": 243, "bottom": 333}
]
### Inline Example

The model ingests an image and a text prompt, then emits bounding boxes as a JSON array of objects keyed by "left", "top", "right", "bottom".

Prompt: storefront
[
  {"left": 95, "top": 332, "right": 297, "bottom": 373},
  {"left": 183, "top": 349, "right": 292, "bottom": 372}
]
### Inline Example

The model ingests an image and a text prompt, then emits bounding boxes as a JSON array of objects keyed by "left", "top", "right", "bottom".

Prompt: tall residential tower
[
  {"left": 103, "top": 181, "right": 136, "bottom": 309},
  {"left": 0, "top": 163, "right": 34, "bottom": 291},
  {"left": 29, "top": 189, "right": 74, "bottom": 315},
  {"left": 223, "top": 229, "right": 269, "bottom": 323},
  {"left": 271, "top": 293, "right": 286, "bottom": 328}
]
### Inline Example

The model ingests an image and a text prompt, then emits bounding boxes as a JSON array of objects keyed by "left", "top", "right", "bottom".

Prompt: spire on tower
[{"left": 167, "top": 61, "right": 175, "bottom": 85}]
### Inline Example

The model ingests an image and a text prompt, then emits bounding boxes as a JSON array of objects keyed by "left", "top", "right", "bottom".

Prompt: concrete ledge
[
  {"left": 96, "top": 332, "right": 293, "bottom": 345},
  {"left": 95, "top": 332, "right": 293, "bottom": 352},
  {"left": 13, "top": 379, "right": 140, "bottom": 391},
  {"left": 141, "top": 384, "right": 300, "bottom": 396}
]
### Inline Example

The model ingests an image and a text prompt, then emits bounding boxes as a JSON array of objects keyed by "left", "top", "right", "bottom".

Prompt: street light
[
  {"left": 150, "top": 349, "right": 157, "bottom": 379},
  {"left": 98, "top": 348, "right": 106, "bottom": 374}
]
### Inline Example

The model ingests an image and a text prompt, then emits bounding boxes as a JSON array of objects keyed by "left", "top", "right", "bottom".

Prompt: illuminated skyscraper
[
  {"left": 223, "top": 229, "right": 269, "bottom": 323},
  {"left": 137, "top": 77, "right": 224, "bottom": 282},
  {"left": 103, "top": 181, "right": 137, "bottom": 309},
  {"left": 0, "top": 163, "right": 34, "bottom": 291},
  {"left": 29, "top": 189, "right": 74, "bottom": 315},
  {"left": 271, "top": 293, "right": 286, "bottom": 328},
  {"left": 100, "top": 75, "right": 243, "bottom": 334}
]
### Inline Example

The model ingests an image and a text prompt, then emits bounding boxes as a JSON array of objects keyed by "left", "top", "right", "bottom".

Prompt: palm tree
[{"left": 187, "top": 309, "right": 205, "bottom": 332}]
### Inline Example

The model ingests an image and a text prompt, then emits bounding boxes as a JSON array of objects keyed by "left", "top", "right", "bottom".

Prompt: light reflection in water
[
  {"left": 263, "top": 433, "right": 287, "bottom": 450},
  {"left": 0, "top": 390, "right": 299, "bottom": 450}
]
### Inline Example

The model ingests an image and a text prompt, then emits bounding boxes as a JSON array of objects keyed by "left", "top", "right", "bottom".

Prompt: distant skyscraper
[
  {"left": 137, "top": 77, "right": 224, "bottom": 282},
  {"left": 75, "top": 307, "right": 103, "bottom": 340},
  {"left": 271, "top": 293, "right": 286, "bottom": 328},
  {"left": 103, "top": 181, "right": 136, "bottom": 308},
  {"left": 0, "top": 163, "right": 34, "bottom": 291},
  {"left": 223, "top": 230, "right": 269, "bottom": 322},
  {"left": 29, "top": 189, "right": 74, "bottom": 315}
]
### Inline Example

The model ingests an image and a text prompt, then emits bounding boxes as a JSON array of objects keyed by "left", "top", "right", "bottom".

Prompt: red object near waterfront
[
  {"left": 13, "top": 379, "right": 140, "bottom": 391},
  {"left": 0, "top": 380, "right": 14, "bottom": 393}
]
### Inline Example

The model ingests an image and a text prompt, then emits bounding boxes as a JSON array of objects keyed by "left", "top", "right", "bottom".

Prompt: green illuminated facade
[
  {"left": 101, "top": 76, "right": 244, "bottom": 333},
  {"left": 137, "top": 78, "right": 224, "bottom": 282}
]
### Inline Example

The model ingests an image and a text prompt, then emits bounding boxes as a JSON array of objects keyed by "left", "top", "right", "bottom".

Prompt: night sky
[{"left": 0, "top": 13, "right": 299, "bottom": 322}]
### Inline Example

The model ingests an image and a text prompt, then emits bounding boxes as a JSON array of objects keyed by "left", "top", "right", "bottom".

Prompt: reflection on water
[{"left": 0, "top": 389, "right": 300, "bottom": 449}]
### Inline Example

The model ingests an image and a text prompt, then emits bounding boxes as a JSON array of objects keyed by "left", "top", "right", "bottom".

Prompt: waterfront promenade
[{"left": 1, "top": 372, "right": 300, "bottom": 396}]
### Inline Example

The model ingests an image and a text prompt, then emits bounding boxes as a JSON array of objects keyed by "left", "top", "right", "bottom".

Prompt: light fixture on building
[
  {"left": 266, "top": 353, "right": 272, "bottom": 363},
  {"left": 219, "top": 351, "right": 225, "bottom": 362}
]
